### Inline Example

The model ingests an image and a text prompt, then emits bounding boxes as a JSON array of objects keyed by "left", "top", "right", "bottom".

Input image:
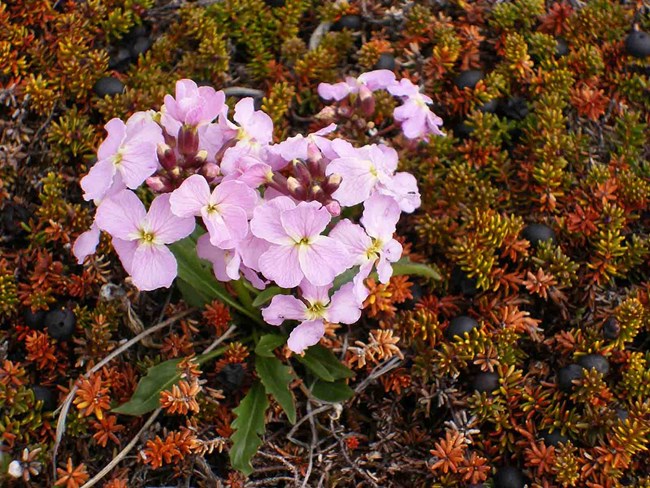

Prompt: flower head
[
  {"left": 161, "top": 79, "right": 226, "bottom": 136},
  {"left": 250, "top": 197, "right": 349, "bottom": 288},
  {"left": 169, "top": 174, "right": 258, "bottom": 248},
  {"left": 81, "top": 113, "right": 163, "bottom": 202},
  {"left": 388, "top": 79, "right": 444, "bottom": 140},
  {"left": 318, "top": 70, "right": 397, "bottom": 101},
  {"left": 95, "top": 191, "right": 195, "bottom": 290}
]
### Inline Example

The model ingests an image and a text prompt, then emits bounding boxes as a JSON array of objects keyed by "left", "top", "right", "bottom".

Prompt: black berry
[
  {"left": 374, "top": 53, "right": 395, "bottom": 71},
  {"left": 93, "top": 77, "right": 125, "bottom": 97},
  {"left": 450, "top": 266, "right": 479, "bottom": 296},
  {"left": 445, "top": 316, "right": 479, "bottom": 340},
  {"left": 625, "top": 30, "right": 650, "bottom": 59},
  {"left": 331, "top": 15, "right": 362, "bottom": 32},
  {"left": 555, "top": 38, "right": 569, "bottom": 57},
  {"left": 471, "top": 372, "right": 499, "bottom": 393},
  {"left": 32, "top": 385, "right": 57, "bottom": 411},
  {"left": 217, "top": 363, "right": 245, "bottom": 391},
  {"left": 264, "top": 0, "right": 286, "bottom": 6},
  {"left": 557, "top": 364, "right": 583, "bottom": 392},
  {"left": 454, "top": 121, "right": 474, "bottom": 140},
  {"left": 454, "top": 70, "right": 483, "bottom": 90},
  {"left": 478, "top": 98, "right": 499, "bottom": 113},
  {"left": 45, "top": 308, "right": 76, "bottom": 340},
  {"left": 499, "top": 96, "right": 529, "bottom": 120},
  {"left": 577, "top": 354, "right": 610, "bottom": 376},
  {"left": 602, "top": 317, "right": 620, "bottom": 339},
  {"left": 108, "top": 47, "right": 131, "bottom": 69},
  {"left": 522, "top": 223, "right": 556, "bottom": 247},
  {"left": 494, "top": 466, "right": 526, "bottom": 488},
  {"left": 23, "top": 308, "right": 46, "bottom": 330},
  {"left": 130, "top": 36, "right": 152, "bottom": 58},
  {"left": 540, "top": 429, "right": 570, "bottom": 446}
]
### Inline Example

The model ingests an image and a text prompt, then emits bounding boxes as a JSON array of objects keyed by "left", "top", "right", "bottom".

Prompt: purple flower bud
[
  {"left": 157, "top": 143, "right": 177, "bottom": 171},
  {"left": 293, "top": 161, "right": 312, "bottom": 185},
  {"left": 325, "top": 200, "right": 341, "bottom": 216},
  {"left": 146, "top": 175, "right": 173, "bottom": 193},
  {"left": 287, "top": 177, "right": 306, "bottom": 199},
  {"left": 199, "top": 162, "right": 220, "bottom": 181},
  {"left": 323, "top": 173, "right": 341, "bottom": 193},
  {"left": 177, "top": 125, "right": 199, "bottom": 159}
]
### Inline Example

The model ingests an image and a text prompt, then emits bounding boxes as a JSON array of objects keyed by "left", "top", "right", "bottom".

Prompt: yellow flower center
[
  {"left": 366, "top": 238, "right": 382, "bottom": 260},
  {"left": 306, "top": 302, "right": 327, "bottom": 320}
]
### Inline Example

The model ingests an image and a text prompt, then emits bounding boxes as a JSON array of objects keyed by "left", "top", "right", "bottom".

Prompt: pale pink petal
[
  {"left": 212, "top": 180, "right": 258, "bottom": 215},
  {"left": 387, "top": 78, "right": 420, "bottom": 98},
  {"left": 298, "top": 236, "right": 348, "bottom": 287},
  {"left": 259, "top": 244, "right": 303, "bottom": 288},
  {"left": 202, "top": 208, "right": 231, "bottom": 246},
  {"left": 250, "top": 197, "right": 296, "bottom": 245},
  {"left": 242, "top": 267, "right": 267, "bottom": 290},
  {"left": 111, "top": 238, "right": 138, "bottom": 275},
  {"left": 146, "top": 193, "right": 196, "bottom": 244},
  {"left": 352, "top": 261, "right": 374, "bottom": 303},
  {"left": 95, "top": 190, "right": 145, "bottom": 239},
  {"left": 238, "top": 233, "right": 271, "bottom": 271},
  {"left": 328, "top": 219, "right": 371, "bottom": 267},
  {"left": 197, "top": 234, "right": 240, "bottom": 281},
  {"left": 169, "top": 174, "right": 211, "bottom": 218},
  {"left": 287, "top": 320, "right": 325, "bottom": 354},
  {"left": 280, "top": 202, "right": 330, "bottom": 242},
  {"left": 361, "top": 193, "right": 400, "bottom": 241},
  {"left": 299, "top": 280, "right": 331, "bottom": 305},
  {"left": 358, "top": 70, "right": 397, "bottom": 91},
  {"left": 73, "top": 223, "right": 101, "bottom": 264},
  {"left": 327, "top": 157, "right": 377, "bottom": 207},
  {"left": 81, "top": 158, "right": 118, "bottom": 202},
  {"left": 205, "top": 204, "right": 248, "bottom": 246},
  {"left": 97, "top": 119, "right": 126, "bottom": 161},
  {"left": 130, "top": 244, "right": 177, "bottom": 291},
  {"left": 378, "top": 172, "right": 421, "bottom": 213},
  {"left": 318, "top": 81, "right": 353, "bottom": 101},
  {"left": 326, "top": 282, "right": 362, "bottom": 324},
  {"left": 118, "top": 144, "right": 159, "bottom": 190},
  {"left": 377, "top": 239, "right": 402, "bottom": 283},
  {"left": 262, "top": 295, "right": 308, "bottom": 325}
]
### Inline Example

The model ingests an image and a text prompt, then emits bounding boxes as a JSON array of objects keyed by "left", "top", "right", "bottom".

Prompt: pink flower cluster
[
  {"left": 75, "top": 76, "right": 442, "bottom": 353},
  {"left": 318, "top": 70, "right": 445, "bottom": 140}
]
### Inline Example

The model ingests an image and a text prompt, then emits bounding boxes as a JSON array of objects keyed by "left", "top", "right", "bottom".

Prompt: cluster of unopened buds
[{"left": 74, "top": 71, "right": 443, "bottom": 353}]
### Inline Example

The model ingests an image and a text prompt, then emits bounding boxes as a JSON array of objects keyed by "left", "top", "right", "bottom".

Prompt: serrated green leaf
[
  {"left": 113, "top": 348, "right": 224, "bottom": 416},
  {"left": 251, "top": 286, "right": 285, "bottom": 308},
  {"left": 255, "top": 355, "right": 296, "bottom": 424},
  {"left": 255, "top": 334, "right": 286, "bottom": 357},
  {"left": 230, "top": 382, "right": 268, "bottom": 475},
  {"left": 296, "top": 345, "right": 353, "bottom": 382},
  {"left": 311, "top": 379, "right": 354, "bottom": 403}
]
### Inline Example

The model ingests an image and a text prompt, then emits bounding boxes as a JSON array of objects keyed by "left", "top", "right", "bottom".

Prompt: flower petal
[
  {"left": 326, "top": 282, "right": 362, "bottom": 324},
  {"left": 287, "top": 320, "right": 325, "bottom": 354},
  {"left": 73, "top": 223, "right": 101, "bottom": 264},
  {"left": 169, "top": 174, "right": 211, "bottom": 218},
  {"left": 212, "top": 180, "right": 258, "bottom": 215},
  {"left": 360, "top": 193, "right": 401, "bottom": 241},
  {"left": 95, "top": 190, "right": 145, "bottom": 239},
  {"left": 130, "top": 244, "right": 178, "bottom": 291},
  {"left": 298, "top": 236, "right": 348, "bottom": 287},
  {"left": 280, "top": 201, "right": 330, "bottom": 242},
  {"left": 81, "top": 158, "right": 117, "bottom": 202},
  {"left": 250, "top": 196, "right": 296, "bottom": 245},
  {"left": 262, "top": 294, "right": 308, "bottom": 325},
  {"left": 259, "top": 244, "right": 303, "bottom": 288},
  {"left": 146, "top": 193, "right": 196, "bottom": 244}
]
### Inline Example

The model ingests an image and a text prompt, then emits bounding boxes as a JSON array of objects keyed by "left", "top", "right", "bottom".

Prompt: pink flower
[
  {"left": 325, "top": 140, "right": 397, "bottom": 207},
  {"left": 329, "top": 193, "right": 403, "bottom": 300},
  {"left": 262, "top": 281, "right": 362, "bottom": 353},
  {"left": 228, "top": 97, "right": 274, "bottom": 147},
  {"left": 377, "top": 172, "right": 421, "bottom": 213},
  {"left": 81, "top": 113, "right": 163, "bottom": 202},
  {"left": 271, "top": 124, "right": 338, "bottom": 161},
  {"left": 95, "top": 191, "right": 195, "bottom": 291},
  {"left": 196, "top": 233, "right": 267, "bottom": 289},
  {"left": 250, "top": 197, "right": 348, "bottom": 288},
  {"left": 388, "top": 79, "right": 444, "bottom": 140},
  {"left": 161, "top": 79, "right": 226, "bottom": 136},
  {"left": 169, "top": 175, "right": 258, "bottom": 248},
  {"left": 318, "top": 70, "right": 397, "bottom": 101}
]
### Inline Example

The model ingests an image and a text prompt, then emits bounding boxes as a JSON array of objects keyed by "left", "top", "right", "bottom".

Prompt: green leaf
[
  {"left": 296, "top": 345, "right": 353, "bottom": 382},
  {"left": 251, "top": 286, "right": 285, "bottom": 308},
  {"left": 255, "top": 356, "right": 296, "bottom": 424},
  {"left": 230, "top": 382, "right": 268, "bottom": 475},
  {"left": 255, "top": 334, "right": 287, "bottom": 357},
  {"left": 392, "top": 258, "right": 442, "bottom": 281},
  {"left": 113, "top": 348, "right": 224, "bottom": 416},
  {"left": 311, "top": 379, "right": 354, "bottom": 403}
]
